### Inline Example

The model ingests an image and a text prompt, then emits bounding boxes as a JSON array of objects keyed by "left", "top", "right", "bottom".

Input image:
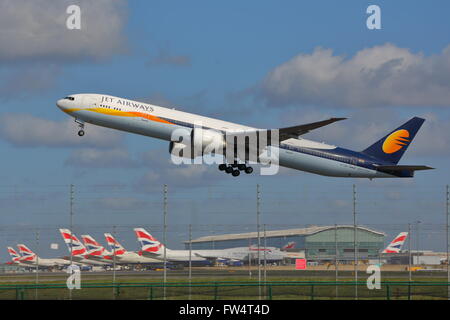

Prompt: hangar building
[{"left": 185, "top": 225, "right": 385, "bottom": 261}]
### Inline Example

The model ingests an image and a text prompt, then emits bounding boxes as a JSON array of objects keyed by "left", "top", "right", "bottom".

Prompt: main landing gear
[
  {"left": 75, "top": 119, "right": 85, "bottom": 136},
  {"left": 218, "top": 163, "right": 253, "bottom": 177}
]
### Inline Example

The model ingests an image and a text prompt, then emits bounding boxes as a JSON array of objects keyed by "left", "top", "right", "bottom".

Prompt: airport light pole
[
  {"left": 408, "top": 223, "right": 412, "bottom": 282},
  {"left": 69, "top": 184, "right": 74, "bottom": 300},
  {"left": 353, "top": 184, "right": 358, "bottom": 300},
  {"left": 263, "top": 224, "right": 267, "bottom": 299},
  {"left": 35, "top": 230, "right": 39, "bottom": 300},
  {"left": 335, "top": 224, "right": 338, "bottom": 298},
  {"left": 112, "top": 225, "right": 116, "bottom": 299},
  {"left": 189, "top": 223, "right": 192, "bottom": 300},
  {"left": 163, "top": 184, "right": 168, "bottom": 300},
  {"left": 256, "top": 184, "right": 261, "bottom": 300},
  {"left": 446, "top": 185, "right": 449, "bottom": 300}
]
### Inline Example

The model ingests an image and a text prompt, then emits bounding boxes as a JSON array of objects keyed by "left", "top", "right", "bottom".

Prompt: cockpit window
[{"left": 64, "top": 96, "right": 75, "bottom": 101}]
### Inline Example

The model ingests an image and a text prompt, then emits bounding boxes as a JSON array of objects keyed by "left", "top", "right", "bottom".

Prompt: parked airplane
[
  {"left": 382, "top": 232, "right": 409, "bottom": 254},
  {"left": 16, "top": 244, "right": 70, "bottom": 268},
  {"left": 6, "top": 247, "right": 30, "bottom": 267},
  {"left": 104, "top": 233, "right": 162, "bottom": 264},
  {"left": 56, "top": 94, "right": 432, "bottom": 178},
  {"left": 134, "top": 228, "right": 286, "bottom": 264},
  {"left": 59, "top": 229, "right": 110, "bottom": 266}
]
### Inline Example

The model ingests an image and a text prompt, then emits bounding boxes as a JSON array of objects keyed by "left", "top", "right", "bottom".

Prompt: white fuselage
[
  {"left": 20, "top": 257, "right": 72, "bottom": 268},
  {"left": 113, "top": 251, "right": 162, "bottom": 264},
  {"left": 56, "top": 93, "right": 392, "bottom": 178},
  {"left": 142, "top": 246, "right": 286, "bottom": 263}
]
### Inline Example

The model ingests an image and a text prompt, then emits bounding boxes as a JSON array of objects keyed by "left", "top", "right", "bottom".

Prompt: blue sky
[{"left": 0, "top": 0, "right": 450, "bottom": 261}]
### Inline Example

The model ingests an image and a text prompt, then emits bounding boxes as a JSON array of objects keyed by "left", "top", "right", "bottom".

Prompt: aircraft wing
[
  {"left": 278, "top": 117, "right": 347, "bottom": 141},
  {"left": 194, "top": 252, "right": 244, "bottom": 261},
  {"left": 226, "top": 117, "right": 346, "bottom": 144}
]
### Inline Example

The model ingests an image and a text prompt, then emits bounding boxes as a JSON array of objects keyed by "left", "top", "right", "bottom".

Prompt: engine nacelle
[
  {"left": 192, "top": 127, "right": 225, "bottom": 155},
  {"left": 169, "top": 128, "right": 225, "bottom": 159}
]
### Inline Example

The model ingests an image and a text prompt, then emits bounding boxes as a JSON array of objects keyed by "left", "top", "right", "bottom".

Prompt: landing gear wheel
[
  {"left": 245, "top": 167, "right": 253, "bottom": 174},
  {"left": 232, "top": 170, "right": 240, "bottom": 177},
  {"left": 218, "top": 164, "right": 227, "bottom": 171},
  {"left": 225, "top": 166, "right": 234, "bottom": 174},
  {"left": 78, "top": 130, "right": 85, "bottom": 137},
  {"left": 238, "top": 164, "right": 246, "bottom": 171}
]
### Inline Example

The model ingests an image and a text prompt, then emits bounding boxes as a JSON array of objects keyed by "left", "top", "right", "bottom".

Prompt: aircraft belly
[{"left": 278, "top": 148, "right": 386, "bottom": 178}]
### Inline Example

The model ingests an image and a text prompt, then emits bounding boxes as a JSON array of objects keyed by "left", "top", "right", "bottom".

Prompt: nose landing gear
[
  {"left": 218, "top": 163, "right": 254, "bottom": 177},
  {"left": 75, "top": 119, "right": 85, "bottom": 137}
]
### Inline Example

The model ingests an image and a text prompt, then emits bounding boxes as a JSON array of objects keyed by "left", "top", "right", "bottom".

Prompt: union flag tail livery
[
  {"left": 281, "top": 242, "right": 296, "bottom": 250},
  {"left": 81, "top": 235, "right": 112, "bottom": 260},
  {"left": 362, "top": 117, "right": 425, "bottom": 164},
  {"left": 59, "top": 229, "right": 87, "bottom": 256},
  {"left": 382, "top": 232, "right": 409, "bottom": 253},
  {"left": 17, "top": 244, "right": 36, "bottom": 262},
  {"left": 104, "top": 233, "right": 126, "bottom": 255},
  {"left": 7, "top": 247, "right": 22, "bottom": 262},
  {"left": 133, "top": 228, "right": 164, "bottom": 255}
]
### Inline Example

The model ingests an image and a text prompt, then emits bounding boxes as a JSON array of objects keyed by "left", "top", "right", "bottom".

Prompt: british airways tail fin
[
  {"left": 362, "top": 117, "right": 425, "bottom": 164},
  {"left": 382, "top": 232, "right": 408, "bottom": 253},
  {"left": 133, "top": 228, "right": 164, "bottom": 255}
]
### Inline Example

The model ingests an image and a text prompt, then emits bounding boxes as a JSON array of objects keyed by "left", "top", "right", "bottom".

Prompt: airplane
[
  {"left": 56, "top": 93, "right": 433, "bottom": 178},
  {"left": 16, "top": 244, "right": 71, "bottom": 268},
  {"left": 134, "top": 228, "right": 286, "bottom": 265},
  {"left": 6, "top": 247, "right": 31, "bottom": 268},
  {"left": 382, "top": 232, "right": 409, "bottom": 254},
  {"left": 281, "top": 242, "right": 296, "bottom": 251},
  {"left": 80, "top": 234, "right": 114, "bottom": 263},
  {"left": 59, "top": 229, "right": 110, "bottom": 266},
  {"left": 103, "top": 233, "right": 163, "bottom": 264}
]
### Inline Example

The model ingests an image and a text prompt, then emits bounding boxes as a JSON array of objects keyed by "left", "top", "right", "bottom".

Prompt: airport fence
[{"left": 1, "top": 281, "right": 450, "bottom": 300}]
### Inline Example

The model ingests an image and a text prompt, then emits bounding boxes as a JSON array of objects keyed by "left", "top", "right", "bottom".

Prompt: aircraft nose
[{"left": 56, "top": 99, "right": 68, "bottom": 111}]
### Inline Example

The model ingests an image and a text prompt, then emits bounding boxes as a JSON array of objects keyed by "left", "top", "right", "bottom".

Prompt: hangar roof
[{"left": 186, "top": 225, "right": 385, "bottom": 244}]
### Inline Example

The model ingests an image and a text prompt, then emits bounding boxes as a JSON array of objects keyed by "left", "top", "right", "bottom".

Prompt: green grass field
[{"left": 1, "top": 271, "right": 449, "bottom": 300}]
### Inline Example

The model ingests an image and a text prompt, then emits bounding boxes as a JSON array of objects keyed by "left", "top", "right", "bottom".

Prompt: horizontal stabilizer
[{"left": 375, "top": 165, "right": 434, "bottom": 171}]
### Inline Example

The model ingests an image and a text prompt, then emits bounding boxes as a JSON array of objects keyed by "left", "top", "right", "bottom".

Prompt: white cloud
[
  {"left": 0, "top": 0, "right": 128, "bottom": 63},
  {"left": 0, "top": 64, "right": 62, "bottom": 99},
  {"left": 0, "top": 113, "right": 123, "bottom": 148},
  {"left": 260, "top": 43, "right": 450, "bottom": 108}
]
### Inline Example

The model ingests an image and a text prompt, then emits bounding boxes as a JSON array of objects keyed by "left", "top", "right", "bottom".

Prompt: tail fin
[
  {"left": 104, "top": 233, "right": 126, "bottom": 255},
  {"left": 281, "top": 242, "right": 296, "bottom": 251},
  {"left": 362, "top": 117, "right": 425, "bottom": 164},
  {"left": 7, "top": 247, "right": 22, "bottom": 262},
  {"left": 81, "top": 235, "right": 109, "bottom": 256},
  {"left": 133, "top": 228, "right": 164, "bottom": 255},
  {"left": 59, "top": 228, "right": 87, "bottom": 256},
  {"left": 17, "top": 244, "right": 36, "bottom": 262},
  {"left": 382, "top": 232, "right": 408, "bottom": 253}
]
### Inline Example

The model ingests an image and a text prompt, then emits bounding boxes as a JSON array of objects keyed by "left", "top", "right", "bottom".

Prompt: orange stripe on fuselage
[{"left": 65, "top": 107, "right": 174, "bottom": 125}]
